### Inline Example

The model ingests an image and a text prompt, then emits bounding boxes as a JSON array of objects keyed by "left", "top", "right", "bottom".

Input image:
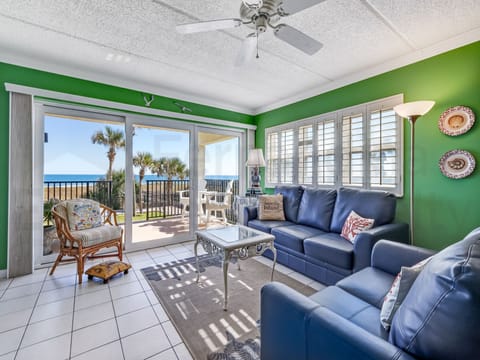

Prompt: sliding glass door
[
  {"left": 34, "top": 105, "right": 247, "bottom": 265},
  {"left": 197, "top": 127, "right": 243, "bottom": 227},
  {"left": 34, "top": 106, "right": 125, "bottom": 266},
  {"left": 126, "top": 121, "right": 193, "bottom": 250}
]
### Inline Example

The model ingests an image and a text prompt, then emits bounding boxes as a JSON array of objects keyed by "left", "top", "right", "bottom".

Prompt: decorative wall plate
[
  {"left": 439, "top": 149, "right": 475, "bottom": 179},
  {"left": 438, "top": 106, "right": 475, "bottom": 136}
]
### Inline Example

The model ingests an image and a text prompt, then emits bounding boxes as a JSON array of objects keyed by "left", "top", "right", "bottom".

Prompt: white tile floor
[{"left": 0, "top": 241, "right": 323, "bottom": 360}]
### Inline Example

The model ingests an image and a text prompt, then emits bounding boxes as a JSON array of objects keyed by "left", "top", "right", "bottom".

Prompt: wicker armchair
[{"left": 50, "top": 199, "right": 123, "bottom": 284}]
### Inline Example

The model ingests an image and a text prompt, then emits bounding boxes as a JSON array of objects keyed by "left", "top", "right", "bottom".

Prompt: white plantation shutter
[
  {"left": 266, "top": 132, "right": 279, "bottom": 184},
  {"left": 265, "top": 95, "right": 403, "bottom": 195},
  {"left": 317, "top": 119, "right": 335, "bottom": 185},
  {"left": 298, "top": 125, "right": 313, "bottom": 184},
  {"left": 369, "top": 108, "right": 399, "bottom": 189},
  {"left": 342, "top": 113, "right": 364, "bottom": 187},
  {"left": 280, "top": 129, "right": 294, "bottom": 183}
]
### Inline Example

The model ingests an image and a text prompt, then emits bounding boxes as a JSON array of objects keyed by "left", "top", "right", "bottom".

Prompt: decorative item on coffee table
[{"left": 85, "top": 260, "right": 131, "bottom": 284}]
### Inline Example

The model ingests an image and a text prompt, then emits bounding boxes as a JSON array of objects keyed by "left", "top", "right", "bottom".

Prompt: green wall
[
  {"left": 1, "top": 42, "right": 479, "bottom": 269},
  {"left": 255, "top": 41, "right": 480, "bottom": 251},
  {"left": 0, "top": 62, "right": 255, "bottom": 270}
]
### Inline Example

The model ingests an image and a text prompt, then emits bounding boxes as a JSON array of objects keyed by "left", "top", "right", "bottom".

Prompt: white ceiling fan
[{"left": 176, "top": 0, "right": 325, "bottom": 66}]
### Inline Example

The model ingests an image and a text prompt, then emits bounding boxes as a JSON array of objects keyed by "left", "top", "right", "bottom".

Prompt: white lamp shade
[
  {"left": 246, "top": 149, "right": 266, "bottom": 167},
  {"left": 393, "top": 101, "right": 435, "bottom": 118}
]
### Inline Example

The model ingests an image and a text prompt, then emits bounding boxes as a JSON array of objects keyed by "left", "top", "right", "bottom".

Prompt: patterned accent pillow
[
  {"left": 340, "top": 210, "right": 374, "bottom": 243},
  {"left": 66, "top": 199, "right": 102, "bottom": 231},
  {"left": 258, "top": 194, "right": 286, "bottom": 221},
  {"left": 380, "top": 257, "right": 431, "bottom": 330}
]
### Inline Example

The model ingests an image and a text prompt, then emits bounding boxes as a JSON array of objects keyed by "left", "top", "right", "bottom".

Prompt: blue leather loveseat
[
  {"left": 260, "top": 228, "right": 480, "bottom": 360},
  {"left": 244, "top": 186, "right": 409, "bottom": 284}
]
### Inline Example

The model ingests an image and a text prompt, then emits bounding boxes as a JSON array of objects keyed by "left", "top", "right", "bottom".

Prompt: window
[
  {"left": 298, "top": 125, "right": 313, "bottom": 184},
  {"left": 265, "top": 94, "right": 404, "bottom": 195},
  {"left": 317, "top": 119, "right": 335, "bottom": 185}
]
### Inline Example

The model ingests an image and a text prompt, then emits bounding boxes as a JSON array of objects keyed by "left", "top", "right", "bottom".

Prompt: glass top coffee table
[{"left": 194, "top": 224, "right": 276, "bottom": 311}]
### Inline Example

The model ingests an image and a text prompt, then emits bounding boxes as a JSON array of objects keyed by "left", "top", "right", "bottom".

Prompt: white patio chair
[{"left": 205, "top": 180, "right": 233, "bottom": 224}]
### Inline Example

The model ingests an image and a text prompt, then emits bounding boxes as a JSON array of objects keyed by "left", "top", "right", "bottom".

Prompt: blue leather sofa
[
  {"left": 261, "top": 229, "right": 480, "bottom": 360},
  {"left": 244, "top": 186, "right": 409, "bottom": 284}
]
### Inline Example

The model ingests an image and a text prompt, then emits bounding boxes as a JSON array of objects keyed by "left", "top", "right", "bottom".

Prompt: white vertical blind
[{"left": 264, "top": 94, "right": 404, "bottom": 195}]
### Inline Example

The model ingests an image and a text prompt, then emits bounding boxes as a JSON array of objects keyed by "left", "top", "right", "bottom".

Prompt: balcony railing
[
  {"left": 44, "top": 181, "right": 113, "bottom": 207},
  {"left": 44, "top": 178, "right": 240, "bottom": 223},
  {"left": 145, "top": 179, "right": 239, "bottom": 222}
]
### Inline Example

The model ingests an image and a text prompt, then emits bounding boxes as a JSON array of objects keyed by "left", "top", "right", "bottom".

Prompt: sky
[{"left": 44, "top": 115, "right": 239, "bottom": 176}]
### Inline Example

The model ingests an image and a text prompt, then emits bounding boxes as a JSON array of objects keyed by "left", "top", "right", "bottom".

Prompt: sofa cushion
[
  {"left": 274, "top": 185, "right": 304, "bottom": 223},
  {"left": 247, "top": 219, "right": 295, "bottom": 234},
  {"left": 304, "top": 233, "right": 354, "bottom": 269},
  {"left": 330, "top": 188, "right": 396, "bottom": 234},
  {"left": 336, "top": 267, "right": 395, "bottom": 308},
  {"left": 70, "top": 225, "right": 123, "bottom": 248},
  {"left": 66, "top": 199, "right": 102, "bottom": 231},
  {"left": 310, "top": 286, "right": 388, "bottom": 339},
  {"left": 258, "top": 194, "right": 285, "bottom": 220},
  {"left": 296, "top": 188, "right": 337, "bottom": 231},
  {"left": 389, "top": 227, "right": 480, "bottom": 360},
  {"left": 380, "top": 257, "right": 431, "bottom": 330},
  {"left": 272, "top": 225, "right": 325, "bottom": 254}
]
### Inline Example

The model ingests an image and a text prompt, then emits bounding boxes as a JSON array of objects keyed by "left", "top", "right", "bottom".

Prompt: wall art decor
[
  {"left": 439, "top": 149, "right": 475, "bottom": 179},
  {"left": 438, "top": 106, "right": 475, "bottom": 136}
]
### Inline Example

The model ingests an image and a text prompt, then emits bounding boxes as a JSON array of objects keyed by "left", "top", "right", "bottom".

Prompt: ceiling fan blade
[
  {"left": 235, "top": 34, "right": 257, "bottom": 67},
  {"left": 176, "top": 18, "right": 242, "bottom": 34},
  {"left": 279, "top": 0, "right": 326, "bottom": 15},
  {"left": 274, "top": 24, "right": 323, "bottom": 55}
]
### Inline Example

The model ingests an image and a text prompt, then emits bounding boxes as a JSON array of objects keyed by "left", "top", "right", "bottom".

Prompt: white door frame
[{"left": 33, "top": 102, "right": 249, "bottom": 265}]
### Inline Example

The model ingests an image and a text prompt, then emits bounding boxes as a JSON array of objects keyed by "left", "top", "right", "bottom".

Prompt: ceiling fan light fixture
[{"left": 242, "top": 0, "right": 263, "bottom": 9}]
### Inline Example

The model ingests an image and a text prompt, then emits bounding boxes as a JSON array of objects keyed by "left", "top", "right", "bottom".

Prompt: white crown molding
[
  {"left": 4, "top": 83, "right": 257, "bottom": 131},
  {"left": 253, "top": 29, "right": 480, "bottom": 115},
  {"left": 0, "top": 50, "right": 256, "bottom": 116}
]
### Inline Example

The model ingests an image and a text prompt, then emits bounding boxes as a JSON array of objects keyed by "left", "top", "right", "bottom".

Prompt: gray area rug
[{"left": 142, "top": 255, "right": 317, "bottom": 360}]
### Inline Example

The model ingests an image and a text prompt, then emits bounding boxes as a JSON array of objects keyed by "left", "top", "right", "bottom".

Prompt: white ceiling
[{"left": 0, "top": 0, "right": 479, "bottom": 115}]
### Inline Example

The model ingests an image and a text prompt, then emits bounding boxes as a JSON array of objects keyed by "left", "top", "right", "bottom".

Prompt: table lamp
[{"left": 246, "top": 148, "right": 266, "bottom": 194}]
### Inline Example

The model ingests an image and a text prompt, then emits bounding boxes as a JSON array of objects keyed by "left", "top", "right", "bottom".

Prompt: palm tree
[
  {"left": 91, "top": 126, "right": 125, "bottom": 181},
  {"left": 152, "top": 157, "right": 189, "bottom": 195},
  {"left": 133, "top": 152, "right": 154, "bottom": 213}
]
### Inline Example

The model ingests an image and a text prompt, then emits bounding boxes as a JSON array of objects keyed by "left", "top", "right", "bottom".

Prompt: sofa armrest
[
  {"left": 261, "top": 282, "right": 320, "bottom": 360},
  {"left": 243, "top": 206, "right": 258, "bottom": 226},
  {"left": 371, "top": 240, "right": 436, "bottom": 275},
  {"left": 306, "top": 307, "right": 416, "bottom": 360},
  {"left": 353, "top": 223, "right": 409, "bottom": 272}
]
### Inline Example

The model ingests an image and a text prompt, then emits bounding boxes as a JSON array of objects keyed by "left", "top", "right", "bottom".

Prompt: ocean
[{"left": 44, "top": 174, "right": 239, "bottom": 182}]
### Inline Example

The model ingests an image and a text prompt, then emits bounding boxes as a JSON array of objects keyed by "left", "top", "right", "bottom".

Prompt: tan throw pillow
[
  {"left": 340, "top": 210, "right": 375, "bottom": 243},
  {"left": 380, "top": 256, "right": 432, "bottom": 330},
  {"left": 258, "top": 194, "right": 286, "bottom": 221}
]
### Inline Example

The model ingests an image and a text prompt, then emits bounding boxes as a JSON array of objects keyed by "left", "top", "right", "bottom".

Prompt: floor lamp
[{"left": 393, "top": 101, "right": 435, "bottom": 245}]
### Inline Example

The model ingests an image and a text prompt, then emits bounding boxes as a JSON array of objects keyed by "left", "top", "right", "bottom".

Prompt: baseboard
[{"left": 0, "top": 269, "right": 6, "bottom": 279}]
